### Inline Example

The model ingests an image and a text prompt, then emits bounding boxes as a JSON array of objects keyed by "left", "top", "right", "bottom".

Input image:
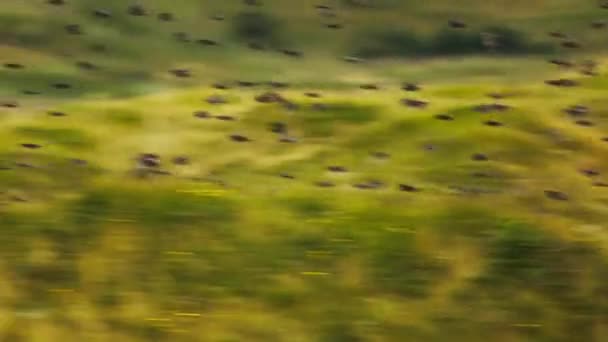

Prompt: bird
[
  {"left": 173, "top": 32, "right": 190, "bottom": 42},
  {"left": 93, "top": 9, "right": 112, "bottom": 18},
  {"left": 198, "top": 39, "right": 219, "bottom": 46},
  {"left": 128, "top": 4, "right": 146, "bottom": 16},
  {"left": 545, "top": 79, "right": 578, "bottom": 87},
  {"left": 215, "top": 115, "right": 236, "bottom": 121},
  {"left": 194, "top": 111, "right": 212, "bottom": 119},
  {"left": 65, "top": 24, "right": 83, "bottom": 35},
  {"left": 279, "top": 173, "right": 295, "bottom": 179},
  {"left": 402, "top": 99, "right": 428, "bottom": 108},
  {"left": 328, "top": 166, "right": 348, "bottom": 172},
  {"left": 52, "top": 82, "right": 72, "bottom": 89},
  {"left": 76, "top": 61, "right": 98, "bottom": 70},
  {"left": 471, "top": 153, "right": 489, "bottom": 161},
  {"left": 206, "top": 95, "right": 227, "bottom": 104},
  {"left": 2, "top": 101, "right": 18, "bottom": 108},
  {"left": 371, "top": 151, "right": 390, "bottom": 159},
  {"left": 229, "top": 134, "right": 250, "bottom": 142},
  {"left": 448, "top": 20, "right": 466, "bottom": 28},
  {"left": 172, "top": 156, "right": 189, "bottom": 165},
  {"left": 574, "top": 120, "right": 594, "bottom": 127},
  {"left": 255, "top": 92, "right": 285, "bottom": 103},
  {"left": 269, "top": 122, "right": 288, "bottom": 134},
  {"left": 3, "top": 63, "right": 24, "bottom": 69},
  {"left": 484, "top": 120, "right": 503, "bottom": 127},
  {"left": 435, "top": 114, "right": 454, "bottom": 121},
  {"left": 170, "top": 69, "right": 191, "bottom": 78},
  {"left": 399, "top": 184, "right": 420, "bottom": 192},
  {"left": 561, "top": 41, "right": 581, "bottom": 49},
  {"left": 549, "top": 59, "right": 573, "bottom": 68},
  {"left": 315, "top": 181, "right": 335, "bottom": 188},
  {"left": 402, "top": 83, "right": 420, "bottom": 92},
  {"left": 158, "top": 12, "right": 174, "bottom": 22},
  {"left": 48, "top": 111, "right": 67, "bottom": 117},
  {"left": 360, "top": 84, "right": 379, "bottom": 90},
  {"left": 544, "top": 190, "right": 568, "bottom": 201},
  {"left": 564, "top": 105, "right": 589, "bottom": 116},
  {"left": 21, "top": 143, "right": 42, "bottom": 149},
  {"left": 47, "top": 0, "right": 65, "bottom": 5}
]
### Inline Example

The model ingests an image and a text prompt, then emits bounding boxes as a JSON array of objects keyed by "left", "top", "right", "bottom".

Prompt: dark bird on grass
[
  {"left": 2, "top": 101, "right": 18, "bottom": 108},
  {"left": 174, "top": 32, "right": 190, "bottom": 42},
  {"left": 48, "top": 111, "right": 66, "bottom": 117},
  {"left": 371, "top": 151, "right": 390, "bottom": 159},
  {"left": 65, "top": 24, "right": 83, "bottom": 35},
  {"left": 282, "top": 101, "right": 299, "bottom": 111},
  {"left": 76, "top": 61, "right": 98, "bottom": 70},
  {"left": 448, "top": 20, "right": 466, "bottom": 28},
  {"left": 280, "top": 136, "right": 298, "bottom": 143},
  {"left": 93, "top": 9, "right": 112, "bottom": 18},
  {"left": 549, "top": 59, "right": 573, "bottom": 68},
  {"left": 328, "top": 166, "right": 348, "bottom": 172},
  {"left": 3, "top": 63, "right": 24, "bottom": 69},
  {"left": 281, "top": 49, "right": 303, "bottom": 57},
  {"left": 562, "top": 41, "right": 581, "bottom": 49},
  {"left": 270, "top": 122, "right": 287, "bottom": 134},
  {"left": 216, "top": 115, "right": 236, "bottom": 121},
  {"left": 244, "top": 0, "right": 262, "bottom": 5},
  {"left": 602, "top": 137, "right": 608, "bottom": 142},
  {"left": 326, "top": 23, "right": 343, "bottom": 29},
  {"left": 170, "top": 69, "right": 191, "bottom": 78},
  {"left": 70, "top": 158, "right": 88, "bottom": 166},
  {"left": 545, "top": 79, "right": 578, "bottom": 87},
  {"left": 269, "top": 81, "right": 289, "bottom": 88},
  {"left": 402, "top": 83, "right": 420, "bottom": 92},
  {"left": 52, "top": 82, "right": 72, "bottom": 89},
  {"left": 315, "top": 5, "right": 333, "bottom": 10},
  {"left": 580, "top": 169, "right": 600, "bottom": 177},
  {"left": 487, "top": 92, "right": 507, "bottom": 99},
  {"left": 548, "top": 31, "right": 567, "bottom": 39},
  {"left": 230, "top": 134, "right": 251, "bottom": 142},
  {"left": 575, "top": 119, "right": 594, "bottom": 127},
  {"left": 237, "top": 81, "right": 257, "bottom": 87},
  {"left": 128, "top": 4, "right": 146, "bottom": 16},
  {"left": 354, "top": 180, "right": 384, "bottom": 190},
  {"left": 138, "top": 153, "right": 160, "bottom": 167},
  {"left": 211, "top": 14, "right": 225, "bottom": 21},
  {"left": 198, "top": 39, "right": 219, "bottom": 46},
  {"left": 47, "top": 0, "right": 65, "bottom": 5},
  {"left": 90, "top": 43, "right": 107, "bottom": 52},
  {"left": 399, "top": 184, "right": 420, "bottom": 192},
  {"left": 471, "top": 153, "right": 489, "bottom": 161},
  {"left": 402, "top": 99, "right": 428, "bottom": 108},
  {"left": 172, "top": 156, "right": 189, "bottom": 165},
  {"left": 484, "top": 120, "right": 503, "bottom": 127},
  {"left": 602, "top": 1, "right": 608, "bottom": 9},
  {"left": 435, "top": 114, "right": 454, "bottom": 121},
  {"left": 21, "top": 143, "right": 42, "bottom": 149},
  {"left": 279, "top": 173, "right": 295, "bottom": 179},
  {"left": 360, "top": 84, "right": 379, "bottom": 90},
  {"left": 591, "top": 20, "right": 606, "bottom": 29},
  {"left": 194, "top": 111, "right": 212, "bottom": 119},
  {"left": 158, "top": 12, "right": 174, "bottom": 22},
  {"left": 255, "top": 92, "right": 285, "bottom": 103},
  {"left": 592, "top": 181, "right": 608, "bottom": 187},
  {"left": 22, "top": 90, "right": 41, "bottom": 95},
  {"left": 206, "top": 95, "right": 227, "bottom": 105},
  {"left": 473, "top": 103, "right": 510, "bottom": 113},
  {"left": 305, "top": 92, "right": 321, "bottom": 98},
  {"left": 564, "top": 105, "right": 589, "bottom": 116},
  {"left": 213, "top": 83, "right": 231, "bottom": 90},
  {"left": 544, "top": 190, "right": 568, "bottom": 201},
  {"left": 343, "top": 56, "right": 364, "bottom": 63},
  {"left": 315, "top": 181, "right": 335, "bottom": 188}
]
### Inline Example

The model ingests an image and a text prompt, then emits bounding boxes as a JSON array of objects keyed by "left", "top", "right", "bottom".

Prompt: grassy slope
[{"left": 1, "top": 0, "right": 608, "bottom": 341}]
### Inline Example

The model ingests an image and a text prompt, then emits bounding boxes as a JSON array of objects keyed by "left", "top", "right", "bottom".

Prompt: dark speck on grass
[
  {"left": 270, "top": 122, "right": 287, "bottom": 134},
  {"left": 435, "top": 114, "right": 454, "bottom": 121},
  {"left": 305, "top": 92, "right": 321, "bottom": 98},
  {"left": 93, "top": 9, "right": 112, "bottom": 18},
  {"left": 328, "top": 166, "right": 348, "bottom": 172},
  {"left": 545, "top": 79, "right": 578, "bottom": 87},
  {"left": 281, "top": 49, "right": 303, "bottom": 58},
  {"left": 65, "top": 24, "right": 83, "bottom": 35},
  {"left": 237, "top": 81, "right": 257, "bottom": 87},
  {"left": 269, "top": 81, "right": 289, "bottom": 89},
  {"left": 564, "top": 105, "right": 588, "bottom": 116},
  {"left": 548, "top": 31, "right": 567, "bottom": 39},
  {"left": 360, "top": 83, "right": 379, "bottom": 90},
  {"left": 402, "top": 99, "right": 428, "bottom": 108},
  {"left": 216, "top": 115, "right": 236, "bottom": 121},
  {"left": 158, "top": 12, "right": 174, "bottom": 21},
  {"left": 23, "top": 90, "right": 41, "bottom": 95},
  {"left": 70, "top": 158, "right": 88, "bottom": 166},
  {"left": 48, "top": 0, "right": 65, "bottom": 5},
  {"left": 198, "top": 39, "right": 219, "bottom": 46},
  {"left": 2, "top": 101, "right": 18, "bottom": 108},
  {"left": 471, "top": 153, "right": 489, "bottom": 161},
  {"left": 448, "top": 20, "right": 466, "bottom": 28},
  {"left": 279, "top": 173, "right": 295, "bottom": 179},
  {"left": 402, "top": 83, "right": 420, "bottom": 92},
  {"left": 371, "top": 151, "right": 390, "bottom": 159},
  {"left": 194, "top": 111, "right": 212, "bottom": 119},
  {"left": 280, "top": 136, "right": 298, "bottom": 143},
  {"left": 484, "top": 120, "right": 503, "bottom": 127},
  {"left": 591, "top": 21, "right": 606, "bottom": 29},
  {"left": 549, "top": 59, "right": 573, "bottom": 68},
  {"left": 399, "top": 184, "right": 420, "bottom": 192},
  {"left": 580, "top": 169, "right": 600, "bottom": 177},
  {"left": 3, "top": 63, "right": 24, "bottom": 69},
  {"left": 48, "top": 111, "right": 66, "bottom": 117},
  {"left": 172, "top": 156, "right": 189, "bottom": 165},
  {"left": 174, "top": 32, "right": 190, "bottom": 42},
  {"left": 128, "top": 4, "right": 146, "bottom": 16},
  {"left": 52, "top": 83, "right": 72, "bottom": 89},
  {"left": 21, "top": 143, "right": 42, "bottom": 149},
  {"left": 211, "top": 14, "right": 225, "bottom": 21},
  {"left": 574, "top": 119, "right": 594, "bottom": 127},
  {"left": 206, "top": 95, "right": 227, "bottom": 104},
  {"left": 593, "top": 181, "right": 608, "bottom": 187},
  {"left": 562, "top": 41, "right": 581, "bottom": 49},
  {"left": 213, "top": 83, "right": 230, "bottom": 90},
  {"left": 326, "top": 23, "right": 342, "bottom": 29},
  {"left": 229, "top": 134, "right": 250, "bottom": 142},
  {"left": 315, "top": 180, "right": 335, "bottom": 188},
  {"left": 170, "top": 69, "right": 191, "bottom": 78},
  {"left": 544, "top": 190, "right": 568, "bottom": 201},
  {"left": 76, "top": 61, "right": 97, "bottom": 70}
]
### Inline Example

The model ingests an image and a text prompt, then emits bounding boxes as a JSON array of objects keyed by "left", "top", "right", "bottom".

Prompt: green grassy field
[{"left": 1, "top": 0, "right": 608, "bottom": 341}]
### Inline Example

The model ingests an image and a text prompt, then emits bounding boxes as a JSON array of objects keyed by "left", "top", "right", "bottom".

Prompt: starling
[
  {"left": 76, "top": 61, "right": 97, "bottom": 70},
  {"left": 47, "top": 0, "right": 65, "bottom": 5},
  {"left": 229, "top": 134, "right": 250, "bottom": 142},
  {"left": 545, "top": 79, "right": 578, "bottom": 87},
  {"left": 215, "top": 115, "right": 236, "bottom": 121},
  {"left": 343, "top": 56, "right": 364, "bottom": 63},
  {"left": 2, "top": 101, "right": 18, "bottom": 108},
  {"left": 206, "top": 95, "right": 227, "bottom": 104},
  {"left": 281, "top": 49, "right": 302, "bottom": 57},
  {"left": 402, "top": 99, "right": 428, "bottom": 108},
  {"left": 3, "top": 63, "right": 24, "bottom": 69},
  {"left": 564, "top": 105, "right": 589, "bottom": 116},
  {"left": 93, "top": 9, "right": 112, "bottom": 18},
  {"left": 172, "top": 156, "right": 189, "bottom": 165},
  {"left": 194, "top": 111, "right": 212, "bottom": 119},
  {"left": 544, "top": 190, "right": 568, "bottom": 201},
  {"left": 138, "top": 153, "right": 160, "bottom": 168},
  {"left": 448, "top": 20, "right": 466, "bottom": 28},
  {"left": 315, "top": 181, "right": 335, "bottom": 188},
  {"left": 269, "top": 122, "right": 287, "bottom": 134},
  {"left": 549, "top": 59, "right": 573, "bottom": 68},
  {"left": 237, "top": 81, "right": 257, "bottom": 87},
  {"left": 255, "top": 92, "right": 285, "bottom": 103},
  {"left": 198, "top": 39, "right": 219, "bottom": 46},
  {"left": 173, "top": 32, "right": 190, "bottom": 42},
  {"left": 279, "top": 136, "right": 298, "bottom": 143},
  {"left": 48, "top": 111, "right": 66, "bottom": 117},
  {"left": 65, "top": 24, "right": 83, "bottom": 35},
  {"left": 580, "top": 169, "right": 600, "bottom": 177},
  {"left": 574, "top": 119, "right": 594, "bottom": 127},
  {"left": 326, "top": 23, "right": 343, "bottom": 29},
  {"left": 170, "top": 69, "right": 191, "bottom": 78},
  {"left": 52, "top": 82, "right": 72, "bottom": 89},
  {"left": 435, "top": 114, "right": 454, "bottom": 121},
  {"left": 158, "top": 12, "right": 173, "bottom": 21},
  {"left": 548, "top": 31, "right": 567, "bottom": 39},
  {"left": 21, "top": 143, "right": 42, "bottom": 149},
  {"left": 212, "top": 83, "right": 230, "bottom": 90},
  {"left": 471, "top": 153, "right": 489, "bottom": 161},
  {"left": 399, "top": 184, "right": 419, "bottom": 192},
  {"left": 371, "top": 151, "right": 390, "bottom": 159},
  {"left": 328, "top": 166, "right": 348, "bottom": 172},
  {"left": 128, "top": 4, "right": 146, "bottom": 16},
  {"left": 484, "top": 120, "right": 503, "bottom": 127},
  {"left": 360, "top": 84, "right": 379, "bottom": 90},
  {"left": 402, "top": 83, "right": 420, "bottom": 91},
  {"left": 562, "top": 41, "right": 581, "bottom": 49},
  {"left": 305, "top": 92, "right": 321, "bottom": 98},
  {"left": 279, "top": 173, "right": 295, "bottom": 179},
  {"left": 591, "top": 20, "right": 606, "bottom": 29}
]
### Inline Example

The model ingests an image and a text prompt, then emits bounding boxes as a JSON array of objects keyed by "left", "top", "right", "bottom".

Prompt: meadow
[{"left": 1, "top": 0, "right": 608, "bottom": 341}]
